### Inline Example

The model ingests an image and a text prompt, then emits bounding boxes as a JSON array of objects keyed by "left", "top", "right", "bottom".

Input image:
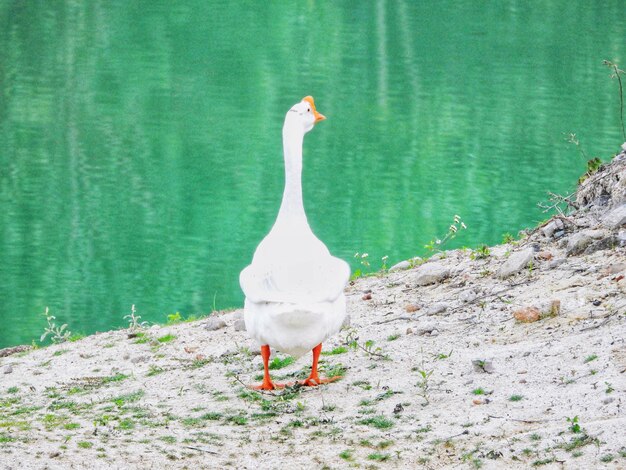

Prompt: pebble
[
  {"left": 602, "top": 397, "right": 615, "bottom": 405},
  {"left": 565, "top": 229, "right": 606, "bottom": 256},
  {"left": 425, "top": 302, "right": 449, "bottom": 316},
  {"left": 607, "top": 263, "right": 626, "bottom": 274},
  {"left": 234, "top": 319, "right": 247, "bottom": 332},
  {"left": 513, "top": 306, "right": 541, "bottom": 323},
  {"left": 497, "top": 248, "right": 534, "bottom": 279},
  {"left": 602, "top": 203, "right": 626, "bottom": 228},
  {"left": 3, "top": 365, "right": 13, "bottom": 374},
  {"left": 416, "top": 323, "right": 437, "bottom": 336},
  {"left": 130, "top": 355, "right": 150, "bottom": 364},
  {"left": 406, "top": 327, "right": 413, "bottom": 335},
  {"left": 549, "top": 258, "right": 566, "bottom": 269},
  {"left": 414, "top": 262, "right": 450, "bottom": 286},
  {"left": 405, "top": 304, "right": 420, "bottom": 313},
  {"left": 584, "top": 235, "right": 618, "bottom": 255},
  {"left": 537, "top": 251, "right": 553, "bottom": 260},
  {"left": 389, "top": 260, "right": 411, "bottom": 272},
  {"left": 541, "top": 219, "right": 565, "bottom": 238},
  {"left": 204, "top": 318, "right": 227, "bottom": 331},
  {"left": 362, "top": 293, "right": 372, "bottom": 300},
  {"left": 459, "top": 289, "right": 478, "bottom": 303},
  {"left": 472, "top": 359, "right": 495, "bottom": 374}
]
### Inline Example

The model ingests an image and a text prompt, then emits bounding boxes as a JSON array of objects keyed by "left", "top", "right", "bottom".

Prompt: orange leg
[
  {"left": 300, "top": 343, "right": 342, "bottom": 386},
  {"left": 251, "top": 345, "right": 285, "bottom": 391}
]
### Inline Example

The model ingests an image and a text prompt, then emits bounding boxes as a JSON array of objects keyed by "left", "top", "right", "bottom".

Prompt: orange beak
[{"left": 303, "top": 95, "right": 326, "bottom": 123}]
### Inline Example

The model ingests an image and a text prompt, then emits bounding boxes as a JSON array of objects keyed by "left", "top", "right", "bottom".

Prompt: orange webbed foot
[
  {"left": 250, "top": 381, "right": 287, "bottom": 391},
  {"left": 299, "top": 375, "right": 342, "bottom": 387}
]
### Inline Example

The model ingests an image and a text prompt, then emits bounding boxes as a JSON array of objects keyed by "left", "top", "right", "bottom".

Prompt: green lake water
[{"left": 1, "top": 1, "right": 625, "bottom": 348}]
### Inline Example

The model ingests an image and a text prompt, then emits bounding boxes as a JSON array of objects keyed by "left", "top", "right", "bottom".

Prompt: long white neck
[{"left": 277, "top": 121, "right": 307, "bottom": 222}]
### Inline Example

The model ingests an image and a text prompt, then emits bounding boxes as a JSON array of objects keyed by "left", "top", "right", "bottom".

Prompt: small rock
[
  {"left": 130, "top": 355, "right": 150, "bottom": 364},
  {"left": 584, "top": 235, "right": 618, "bottom": 254},
  {"left": 537, "top": 251, "right": 553, "bottom": 260},
  {"left": 122, "top": 353, "right": 130, "bottom": 360},
  {"left": 553, "top": 229, "right": 565, "bottom": 239},
  {"left": 3, "top": 365, "right": 13, "bottom": 374},
  {"left": 602, "top": 203, "right": 626, "bottom": 228},
  {"left": 414, "top": 262, "right": 450, "bottom": 286},
  {"left": 405, "top": 304, "right": 420, "bottom": 313},
  {"left": 425, "top": 302, "right": 449, "bottom": 315},
  {"left": 234, "top": 319, "right": 247, "bottom": 332},
  {"left": 362, "top": 293, "right": 372, "bottom": 301},
  {"left": 592, "top": 299, "right": 601, "bottom": 306},
  {"left": 607, "top": 263, "right": 626, "bottom": 274},
  {"left": 389, "top": 260, "right": 411, "bottom": 272},
  {"left": 541, "top": 219, "right": 565, "bottom": 238},
  {"left": 232, "top": 311, "right": 243, "bottom": 320},
  {"left": 341, "top": 315, "right": 351, "bottom": 328},
  {"left": 416, "top": 323, "right": 437, "bottom": 336},
  {"left": 459, "top": 289, "right": 478, "bottom": 303},
  {"left": 406, "top": 328, "right": 413, "bottom": 335},
  {"left": 565, "top": 229, "right": 605, "bottom": 256},
  {"left": 393, "top": 403, "right": 404, "bottom": 414},
  {"left": 204, "top": 318, "right": 227, "bottom": 331},
  {"left": 429, "top": 329, "right": 440, "bottom": 337},
  {"left": 549, "top": 258, "right": 566, "bottom": 269},
  {"left": 472, "top": 359, "right": 495, "bottom": 374},
  {"left": 513, "top": 306, "right": 541, "bottom": 323},
  {"left": 617, "top": 230, "right": 626, "bottom": 246},
  {"left": 497, "top": 248, "right": 534, "bottom": 279},
  {"left": 602, "top": 397, "right": 615, "bottom": 405}
]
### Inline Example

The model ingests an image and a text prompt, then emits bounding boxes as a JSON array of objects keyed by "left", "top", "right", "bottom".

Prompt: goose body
[{"left": 240, "top": 96, "right": 349, "bottom": 389}]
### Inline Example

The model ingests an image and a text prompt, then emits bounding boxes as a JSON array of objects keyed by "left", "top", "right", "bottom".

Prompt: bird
[{"left": 239, "top": 96, "right": 350, "bottom": 390}]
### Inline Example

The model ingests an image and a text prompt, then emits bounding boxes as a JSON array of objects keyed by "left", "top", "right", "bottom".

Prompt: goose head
[{"left": 284, "top": 96, "right": 326, "bottom": 134}]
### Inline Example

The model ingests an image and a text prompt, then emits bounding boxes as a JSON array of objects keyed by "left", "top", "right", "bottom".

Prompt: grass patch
[
  {"left": 532, "top": 458, "right": 555, "bottom": 466},
  {"left": 0, "top": 433, "right": 15, "bottom": 443},
  {"left": 77, "top": 441, "right": 93, "bottom": 449},
  {"left": 157, "top": 334, "right": 176, "bottom": 343},
  {"left": 583, "top": 354, "right": 597, "bottom": 363},
  {"left": 509, "top": 394, "right": 523, "bottom": 402},
  {"left": 472, "top": 387, "right": 485, "bottom": 395},
  {"left": 63, "top": 422, "right": 80, "bottom": 430},
  {"left": 386, "top": 333, "right": 400, "bottom": 341},
  {"left": 146, "top": 365, "right": 165, "bottom": 376},
  {"left": 359, "top": 415, "right": 394, "bottom": 429},
  {"left": 7, "top": 387, "right": 19, "bottom": 394},
  {"left": 112, "top": 390, "right": 145, "bottom": 407},
  {"left": 226, "top": 415, "right": 248, "bottom": 426},
  {"left": 268, "top": 356, "right": 295, "bottom": 370},
  {"left": 368, "top": 452, "right": 390, "bottom": 461},
  {"left": 339, "top": 449, "right": 353, "bottom": 461},
  {"left": 322, "top": 346, "right": 348, "bottom": 356}
]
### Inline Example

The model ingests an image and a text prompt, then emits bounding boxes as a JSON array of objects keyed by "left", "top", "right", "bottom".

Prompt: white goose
[{"left": 240, "top": 96, "right": 350, "bottom": 390}]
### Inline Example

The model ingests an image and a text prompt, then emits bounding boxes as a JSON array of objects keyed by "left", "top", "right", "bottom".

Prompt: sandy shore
[{"left": 1, "top": 153, "right": 625, "bottom": 469}]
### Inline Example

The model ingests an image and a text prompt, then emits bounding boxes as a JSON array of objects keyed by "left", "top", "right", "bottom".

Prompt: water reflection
[{"left": 0, "top": 1, "right": 624, "bottom": 347}]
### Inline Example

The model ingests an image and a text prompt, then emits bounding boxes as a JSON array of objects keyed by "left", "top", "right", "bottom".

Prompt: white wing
[{"left": 240, "top": 254, "right": 350, "bottom": 304}]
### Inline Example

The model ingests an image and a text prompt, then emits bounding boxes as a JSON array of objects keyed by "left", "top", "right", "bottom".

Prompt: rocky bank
[{"left": 0, "top": 148, "right": 625, "bottom": 469}]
